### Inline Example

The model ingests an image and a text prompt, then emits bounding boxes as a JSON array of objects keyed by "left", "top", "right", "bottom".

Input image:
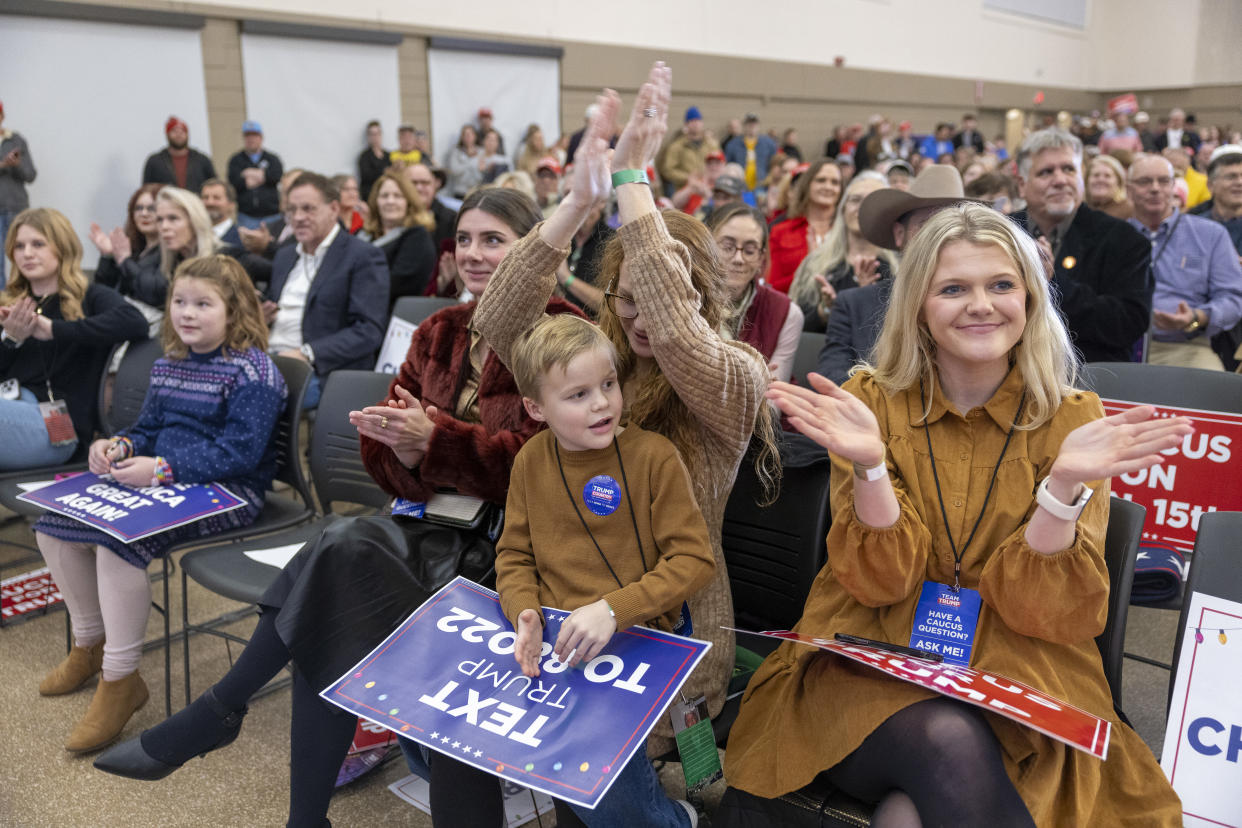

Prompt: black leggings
[
  {"left": 215, "top": 611, "right": 358, "bottom": 828},
  {"left": 826, "top": 698, "right": 1035, "bottom": 828}
]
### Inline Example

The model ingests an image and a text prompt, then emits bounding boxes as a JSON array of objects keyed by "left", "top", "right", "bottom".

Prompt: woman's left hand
[
  {"left": 609, "top": 61, "right": 672, "bottom": 175},
  {"left": 1049, "top": 405, "right": 1193, "bottom": 492},
  {"left": 2, "top": 297, "right": 39, "bottom": 342},
  {"left": 349, "top": 384, "right": 437, "bottom": 467},
  {"left": 111, "top": 456, "right": 158, "bottom": 488}
]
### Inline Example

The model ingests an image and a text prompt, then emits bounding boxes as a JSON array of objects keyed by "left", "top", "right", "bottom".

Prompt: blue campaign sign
[
  {"left": 16, "top": 472, "right": 247, "bottom": 543},
  {"left": 320, "top": 576, "right": 711, "bottom": 809}
]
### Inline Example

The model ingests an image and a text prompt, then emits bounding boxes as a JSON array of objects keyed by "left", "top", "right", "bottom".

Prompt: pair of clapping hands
[{"left": 0, "top": 298, "right": 53, "bottom": 342}]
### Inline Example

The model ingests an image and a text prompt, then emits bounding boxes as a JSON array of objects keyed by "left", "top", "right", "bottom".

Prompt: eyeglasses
[
  {"left": 717, "top": 239, "right": 763, "bottom": 260},
  {"left": 1131, "top": 176, "right": 1174, "bottom": 189},
  {"left": 604, "top": 291, "right": 638, "bottom": 319},
  {"left": 133, "top": 204, "right": 157, "bottom": 214}
]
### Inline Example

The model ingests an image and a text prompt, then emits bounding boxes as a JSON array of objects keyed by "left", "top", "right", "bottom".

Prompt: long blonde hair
[
  {"left": 2, "top": 208, "right": 89, "bottom": 321},
  {"left": 596, "top": 209, "right": 781, "bottom": 500},
  {"left": 160, "top": 256, "right": 269, "bottom": 359},
  {"left": 157, "top": 187, "right": 221, "bottom": 279},
  {"left": 789, "top": 171, "right": 898, "bottom": 309},
  {"left": 864, "top": 203, "right": 1077, "bottom": 429},
  {"left": 363, "top": 171, "right": 435, "bottom": 237}
]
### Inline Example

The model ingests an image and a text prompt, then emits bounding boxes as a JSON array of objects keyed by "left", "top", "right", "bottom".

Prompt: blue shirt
[{"left": 1128, "top": 208, "right": 1242, "bottom": 340}]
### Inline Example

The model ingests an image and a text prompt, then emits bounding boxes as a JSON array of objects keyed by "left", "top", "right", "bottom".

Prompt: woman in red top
[{"left": 767, "top": 158, "right": 842, "bottom": 293}]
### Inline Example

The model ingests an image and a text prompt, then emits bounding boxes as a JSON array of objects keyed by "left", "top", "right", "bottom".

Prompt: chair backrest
[
  {"left": 1168, "top": 510, "right": 1242, "bottom": 704},
  {"left": 99, "top": 337, "right": 166, "bottom": 436},
  {"left": 391, "top": 296, "right": 457, "bottom": 326},
  {"left": 790, "top": 331, "right": 824, "bottom": 386},
  {"left": 1080, "top": 362, "right": 1242, "bottom": 413},
  {"left": 722, "top": 447, "right": 832, "bottom": 631},
  {"left": 1096, "top": 496, "right": 1144, "bottom": 708},
  {"left": 269, "top": 355, "right": 314, "bottom": 507},
  {"left": 309, "top": 370, "right": 393, "bottom": 513}
]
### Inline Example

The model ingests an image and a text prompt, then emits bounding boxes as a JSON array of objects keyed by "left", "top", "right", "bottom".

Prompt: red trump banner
[
  {"left": 1101, "top": 400, "right": 1242, "bottom": 553},
  {"left": 734, "top": 630, "right": 1111, "bottom": 759}
]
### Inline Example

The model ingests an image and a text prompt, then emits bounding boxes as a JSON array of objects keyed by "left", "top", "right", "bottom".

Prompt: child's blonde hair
[
  {"left": 160, "top": 255, "right": 269, "bottom": 359},
  {"left": 511, "top": 314, "right": 617, "bottom": 400}
]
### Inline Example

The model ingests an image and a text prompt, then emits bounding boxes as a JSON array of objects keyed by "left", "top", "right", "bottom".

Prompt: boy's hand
[
  {"left": 514, "top": 609, "right": 544, "bottom": 678},
  {"left": 554, "top": 600, "right": 616, "bottom": 667}
]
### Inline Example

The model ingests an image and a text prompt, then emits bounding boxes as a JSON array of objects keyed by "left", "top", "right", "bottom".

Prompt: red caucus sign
[
  {"left": 743, "top": 631, "right": 1111, "bottom": 759},
  {"left": 1100, "top": 400, "right": 1242, "bottom": 553}
]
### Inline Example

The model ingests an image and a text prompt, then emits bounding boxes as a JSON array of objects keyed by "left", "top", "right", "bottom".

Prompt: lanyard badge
[{"left": 909, "top": 581, "right": 982, "bottom": 666}]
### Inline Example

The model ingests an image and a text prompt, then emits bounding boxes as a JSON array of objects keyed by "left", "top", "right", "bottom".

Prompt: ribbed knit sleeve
[{"left": 618, "top": 211, "right": 767, "bottom": 448}]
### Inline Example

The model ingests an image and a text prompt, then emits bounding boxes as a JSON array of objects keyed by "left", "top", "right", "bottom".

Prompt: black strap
[
  {"left": 554, "top": 436, "right": 649, "bottom": 590},
  {"left": 921, "top": 382, "right": 1025, "bottom": 590}
]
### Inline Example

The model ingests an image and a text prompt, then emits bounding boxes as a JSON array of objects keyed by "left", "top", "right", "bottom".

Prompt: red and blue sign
[
  {"left": 17, "top": 472, "right": 247, "bottom": 542},
  {"left": 320, "top": 577, "right": 711, "bottom": 809}
]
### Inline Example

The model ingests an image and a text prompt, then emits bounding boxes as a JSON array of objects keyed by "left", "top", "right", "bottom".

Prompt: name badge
[
  {"left": 908, "top": 581, "right": 981, "bottom": 666},
  {"left": 391, "top": 497, "right": 426, "bottom": 518},
  {"left": 582, "top": 475, "right": 621, "bottom": 516}
]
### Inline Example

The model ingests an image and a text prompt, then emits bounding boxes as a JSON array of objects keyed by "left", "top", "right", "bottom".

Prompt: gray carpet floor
[{"left": 0, "top": 505, "right": 1179, "bottom": 827}]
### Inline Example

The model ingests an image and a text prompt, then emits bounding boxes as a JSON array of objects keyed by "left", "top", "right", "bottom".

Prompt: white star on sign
[
  {"left": 429, "top": 732, "right": 439, "bottom": 740},
  {"left": 462, "top": 745, "right": 473, "bottom": 753},
  {"left": 441, "top": 736, "right": 451, "bottom": 743},
  {"left": 452, "top": 741, "right": 461, "bottom": 748},
  {"left": 474, "top": 750, "right": 483, "bottom": 758}
]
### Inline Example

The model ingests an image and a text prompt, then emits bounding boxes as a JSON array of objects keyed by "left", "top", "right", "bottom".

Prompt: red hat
[
  {"left": 0, "top": 101, "right": 5, "bottom": 117},
  {"left": 706, "top": 151, "right": 725, "bottom": 162},
  {"left": 165, "top": 116, "right": 188, "bottom": 135},
  {"left": 478, "top": 107, "right": 493, "bottom": 118},
  {"left": 535, "top": 156, "right": 562, "bottom": 175}
]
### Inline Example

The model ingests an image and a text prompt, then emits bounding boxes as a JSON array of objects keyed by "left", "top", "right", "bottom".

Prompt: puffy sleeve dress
[{"left": 723, "top": 367, "right": 1182, "bottom": 826}]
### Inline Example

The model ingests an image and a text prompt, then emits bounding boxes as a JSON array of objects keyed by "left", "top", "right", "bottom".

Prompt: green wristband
[
  {"left": 564, "top": 273, "right": 576, "bottom": 287},
  {"left": 611, "top": 168, "right": 649, "bottom": 188}
]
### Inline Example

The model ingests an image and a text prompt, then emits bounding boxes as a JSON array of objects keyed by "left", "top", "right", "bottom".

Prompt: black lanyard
[
  {"left": 920, "top": 383, "right": 1025, "bottom": 590},
  {"left": 1147, "top": 210, "right": 1184, "bottom": 268},
  {"left": 554, "top": 437, "right": 648, "bottom": 590}
]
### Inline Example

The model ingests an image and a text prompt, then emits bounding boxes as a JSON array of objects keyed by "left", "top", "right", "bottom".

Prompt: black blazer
[
  {"left": 817, "top": 279, "right": 892, "bottom": 386},
  {"left": 269, "top": 230, "right": 390, "bottom": 376},
  {"left": 1011, "top": 205, "right": 1152, "bottom": 363},
  {"left": 376, "top": 226, "right": 436, "bottom": 309},
  {"left": 142, "top": 148, "right": 216, "bottom": 193}
]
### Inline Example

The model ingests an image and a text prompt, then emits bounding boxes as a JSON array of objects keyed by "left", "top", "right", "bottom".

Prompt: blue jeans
[
  {"left": 0, "top": 388, "right": 78, "bottom": 471},
  {"left": 567, "top": 752, "right": 691, "bottom": 828},
  {"left": 301, "top": 372, "right": 322, "bottom": 410},
  {"left": 0, "top": 210, "right": 15, "bottom": 287}
]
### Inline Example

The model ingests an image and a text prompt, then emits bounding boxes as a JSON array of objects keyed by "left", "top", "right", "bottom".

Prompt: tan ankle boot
[
  {"left": 65, "top": 671, "right": 149, "bottom": 753},
  {"left": 39, "top": 641, "right": 105, "bottom": 696}
]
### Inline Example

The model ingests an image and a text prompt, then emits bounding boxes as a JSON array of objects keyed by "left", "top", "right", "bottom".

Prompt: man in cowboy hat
[
  {"left": 816, "top": 164, "right": 971, "bottom": 384},
  {"left": 1009, "top": 127, "right": 1151, "bottom": 363}
]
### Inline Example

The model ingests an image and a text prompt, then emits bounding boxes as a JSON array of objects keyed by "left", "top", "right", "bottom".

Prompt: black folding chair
[
  {"left": 178, "top": 370, "right": 392, "bottom": 706},
  {"left": 391, "top": 296, "right": 457, "bottom": 326}
]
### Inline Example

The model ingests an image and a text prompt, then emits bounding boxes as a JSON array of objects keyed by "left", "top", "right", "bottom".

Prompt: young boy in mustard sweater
[{"left": 501, "top": 313, "right": 715, "bottom": 827}]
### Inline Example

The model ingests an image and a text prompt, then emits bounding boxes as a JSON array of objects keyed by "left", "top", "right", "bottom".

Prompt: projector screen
[
  {"left": 0, "top": 16, "right": 211, "bottom": 270},
  {"left": 241, "top": 33, "right": 402, "bottom": 184},
  {"left": 427, "top": 47, "right": 560, "bottom": 174}
]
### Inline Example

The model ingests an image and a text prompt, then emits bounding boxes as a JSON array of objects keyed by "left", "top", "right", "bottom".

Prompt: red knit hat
[{"left": 165, "top": 116, "right": 188, "bottom": 135}]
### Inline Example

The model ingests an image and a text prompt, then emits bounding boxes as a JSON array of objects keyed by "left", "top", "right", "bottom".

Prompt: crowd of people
[{"left": 2, "top": 59, "right": 1235, "bottom": 825}]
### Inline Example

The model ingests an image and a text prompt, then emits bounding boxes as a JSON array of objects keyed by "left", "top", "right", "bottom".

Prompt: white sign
[
  {"left": 375, "top": 317, "right": 417, "bottom": 375},
  {"left": 1162, "top": 591, "right": 1242, "bottom": 827}
]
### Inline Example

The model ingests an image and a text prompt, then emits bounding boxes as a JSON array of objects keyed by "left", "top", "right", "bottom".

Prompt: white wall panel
[{"left": 0, "top": 17, "right": 210, "bottom": 268}]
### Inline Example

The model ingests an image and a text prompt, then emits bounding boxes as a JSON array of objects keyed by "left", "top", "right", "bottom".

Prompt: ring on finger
[
  {"left": 643, "top": 107, "right": 657, "bottom": 118},
  {"left": 380, "top": 416, "right": 389, "bottom": 430}
]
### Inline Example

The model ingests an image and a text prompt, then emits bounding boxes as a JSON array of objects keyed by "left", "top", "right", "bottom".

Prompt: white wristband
[{"left": 1035, "top": 477, "right": 1093, "bottom": 521}]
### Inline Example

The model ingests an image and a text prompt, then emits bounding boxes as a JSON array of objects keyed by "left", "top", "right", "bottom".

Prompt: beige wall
[{"left": 24, "top": 0, "right": 1241, "bottom": 174}]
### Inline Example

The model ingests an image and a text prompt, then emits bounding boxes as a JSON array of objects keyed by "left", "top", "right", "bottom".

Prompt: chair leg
[
  {"left": 163, "top": 557, "right": 171, "bottom": 718},
  {"left": 182, "top": 563, "right": 192, "bottom": 710}
]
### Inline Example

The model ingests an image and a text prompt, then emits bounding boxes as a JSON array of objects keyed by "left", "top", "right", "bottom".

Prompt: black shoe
[{"left": 94, "top": 688, "right": 246, "bottom": 780}]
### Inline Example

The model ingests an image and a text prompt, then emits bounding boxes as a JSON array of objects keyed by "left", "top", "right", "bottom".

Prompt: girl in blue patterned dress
[{"left": 34, "top": 254, "right": 287, "bottom": 754}]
